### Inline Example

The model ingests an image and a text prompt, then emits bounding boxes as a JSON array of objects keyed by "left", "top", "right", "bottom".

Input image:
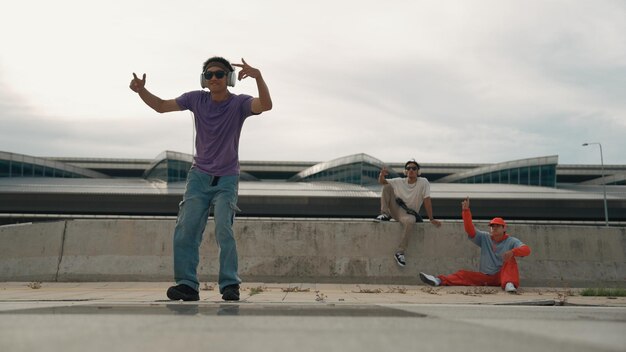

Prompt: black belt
[{"left": 395, "top": 198, "right": 423, "bottom": 223}]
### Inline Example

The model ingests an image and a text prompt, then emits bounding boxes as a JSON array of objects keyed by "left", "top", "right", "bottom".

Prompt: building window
[
  {"left": 520, "top": 167, "right": 529, "bottom": 185},
  {"left": 500, "top": 169, "right": 509, "bottom": 184},
  {"left": 10, "top": 161, "right": 23, "bottom": 176},
  {"left": 540, "top": 165, "right": 556, "bottom": 187},
  {"left": 530, "top": 166, "right": 540, "bottom": 186},
  {"left": 0, "top": 160, "right": 10, "bottom": 177}
]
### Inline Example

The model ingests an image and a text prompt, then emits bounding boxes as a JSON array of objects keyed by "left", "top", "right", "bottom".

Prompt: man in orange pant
[{"left": 419, "top": 197, "right": 531, "bottom": 293}]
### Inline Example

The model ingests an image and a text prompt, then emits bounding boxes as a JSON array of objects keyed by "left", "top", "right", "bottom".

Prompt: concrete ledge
[
  {"left": 0, "top": 219, "right": 624, "bottom": 287},
  {"left": 0, "top": 222, "right": 66, "bottom": 281}
]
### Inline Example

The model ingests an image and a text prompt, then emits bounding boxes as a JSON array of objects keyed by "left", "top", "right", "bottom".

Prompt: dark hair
[
  {"left": 202, "top": 56, "right": 234, "bottom": 72},
  {"left": 405, "top": 160, "right": 420, "bottom": 169}
]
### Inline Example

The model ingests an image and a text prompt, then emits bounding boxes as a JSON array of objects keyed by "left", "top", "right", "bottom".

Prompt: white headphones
[{"left": 200, "top": 68, "right": 236, "bottom": 88}]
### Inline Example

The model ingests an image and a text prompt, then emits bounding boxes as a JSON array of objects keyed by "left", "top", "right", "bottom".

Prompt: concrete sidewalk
[
  {"left": 1, "top": 282, "right": 624, "bottom": 307},
  {"left": 3, "top": 282, "right": 626, "bottom": 352}
]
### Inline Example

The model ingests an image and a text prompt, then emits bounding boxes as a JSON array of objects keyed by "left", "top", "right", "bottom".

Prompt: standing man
[
  {"left": 129, "top": 57, "right": 272, "bottom": 301},
  {"left": 419, "top": 197, "right": 531, "bottom": 293},
  {"left": 375, "top": 159, "right": 441, "bottom": 267}
]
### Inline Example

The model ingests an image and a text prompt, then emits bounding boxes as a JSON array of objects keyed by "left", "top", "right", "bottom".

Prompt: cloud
[{"left": 1, "top": 0, "right": 625, "bottom": 165}]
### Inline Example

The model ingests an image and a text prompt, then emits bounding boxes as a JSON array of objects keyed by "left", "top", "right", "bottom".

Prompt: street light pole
[{"left": 582, "top": 142, "right": 609, "bottom": 227}]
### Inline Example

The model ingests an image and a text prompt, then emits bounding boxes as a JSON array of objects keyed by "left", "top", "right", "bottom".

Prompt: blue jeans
[{"left": 173, "top": 168, "right": 241, "bottom": 293}]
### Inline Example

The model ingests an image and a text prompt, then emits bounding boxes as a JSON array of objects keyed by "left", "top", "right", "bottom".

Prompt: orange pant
[{"left": 438, "top": 258, "right": 520, "bottom": 289}]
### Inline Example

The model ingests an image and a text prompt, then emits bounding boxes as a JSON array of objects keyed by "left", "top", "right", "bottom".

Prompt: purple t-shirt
[{"left": 176, "top": 91, "right": 256, "bottom": 176}]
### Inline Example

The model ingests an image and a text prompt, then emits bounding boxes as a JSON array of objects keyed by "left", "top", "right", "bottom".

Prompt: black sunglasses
[
  {"left": 203, "top": 71, "right": 227, "bottom": 80},
  {"left": 405, "top": 166, "right": 419, "bottom": 171}
]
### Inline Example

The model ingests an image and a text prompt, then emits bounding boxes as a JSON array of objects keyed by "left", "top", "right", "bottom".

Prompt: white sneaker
[
  {"left": 504, "top": 282, "right": 517, "bottom": 293},
  {"left": 394, "top": 252, "right": 406, "bottom": 267},
  {"left": 419, "top": 272, "right": 441, "bottom": 286},
  {"left": 374, "top": 214, "right": 391, "bottom": 222}
]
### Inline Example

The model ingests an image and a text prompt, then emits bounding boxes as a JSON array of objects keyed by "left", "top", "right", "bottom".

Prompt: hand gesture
[
  {"left": 380, "top": 167, "right": 389, "bottom": 178},
  {"left": 461, "top": 197, "right": 470, "bottom": 210},
  {"left": 232, "top": 58, "right": 261, "bottom": 80},
  {"left": 129, "top": 73, "right": 146, "bottom": 93}
]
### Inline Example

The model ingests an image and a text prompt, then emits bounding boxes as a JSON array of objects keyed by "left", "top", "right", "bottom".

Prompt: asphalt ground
[
  {"left": 1, "top": 282, "right": 625, "bottom": 352},
  {"left": 1, "top": 282, "right": 624, "bottom": 306}
]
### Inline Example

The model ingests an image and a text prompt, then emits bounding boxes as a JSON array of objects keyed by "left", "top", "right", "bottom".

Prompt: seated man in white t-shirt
[{"left": 375, "top": 159, "right": 441, "bottom": 267}]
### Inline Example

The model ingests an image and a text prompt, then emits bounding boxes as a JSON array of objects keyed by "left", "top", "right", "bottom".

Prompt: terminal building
[{"left": 1, "top": 150, "right": 625, "bottom": 225}]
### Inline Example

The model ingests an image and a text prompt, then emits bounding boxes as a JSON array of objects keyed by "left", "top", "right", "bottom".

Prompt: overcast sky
[{"left": 1, "top": 0, "right": 625, "bottom": 165}]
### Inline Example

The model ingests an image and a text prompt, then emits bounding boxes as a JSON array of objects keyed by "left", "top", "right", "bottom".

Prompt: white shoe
[
  {"left": 504, "top": 282, "right": 517, "bottom": 293},
  {"left": 394, "top": 252, "right": 406, "bottom": 267},
  {"left": 374, "top": 214, "right": 391, "bottom": 222},
  {"left": 419, "top": 272, "right": 441, "bottom": 286}
]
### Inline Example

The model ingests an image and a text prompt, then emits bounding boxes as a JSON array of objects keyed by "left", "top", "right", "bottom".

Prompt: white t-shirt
[{"left": 387, "top": 177, "right": 431, "bottom": 211}]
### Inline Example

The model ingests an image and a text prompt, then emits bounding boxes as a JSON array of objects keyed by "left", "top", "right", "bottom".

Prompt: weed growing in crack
[
  {"left": 386, "top": 286, "right": 407, "bottom": 294},
  {"left": 248, "top": 286, "right": 266, "bottom": 296},
  {"left": 315, "top": 291, "right": 327, "bottom": 302},
  {"left": 354, "top": 285, "right": 382, "bottom": 293},
  {"left": 27, "top": 282, "right": 42, "bottom": 289},
  {"left": 450, "top": 287, "right": 498, "bottom": 296},
  {"left": 281, "top": 286, "right": 310, "bottom": 293},
  {"left": 421, "top": 287, "right": 441, "bottom": 295}
]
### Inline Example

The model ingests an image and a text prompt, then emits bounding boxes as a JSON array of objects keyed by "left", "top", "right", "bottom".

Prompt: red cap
[{"left": 489, "top": 217, "right": 507, "bottom": 226}]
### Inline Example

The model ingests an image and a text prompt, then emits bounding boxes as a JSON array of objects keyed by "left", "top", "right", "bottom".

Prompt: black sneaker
[
  {"left": 167, "top": 284, "right": 199, "bottom": 301},
  {"left": 221, "top": 284, "right": 240, "bottom": 301},
  {"left": 375, "top": 214, "right": 391, "bottom": 222},
  {"left": 394, "top": 252, "right": 406, "bottom": 267}
]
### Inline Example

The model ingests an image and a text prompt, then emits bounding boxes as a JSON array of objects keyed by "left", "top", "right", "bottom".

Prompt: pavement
[
  {"left": 0, "top": 281, "right": 624, "bottom": 306},
  {"left": 2, "top": 282, "right": 625, "bottom": 352}
]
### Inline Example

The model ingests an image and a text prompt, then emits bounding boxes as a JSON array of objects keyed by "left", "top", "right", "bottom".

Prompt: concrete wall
[{"left": 1, "top": 219, "right": 624, "bottom": 287}]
